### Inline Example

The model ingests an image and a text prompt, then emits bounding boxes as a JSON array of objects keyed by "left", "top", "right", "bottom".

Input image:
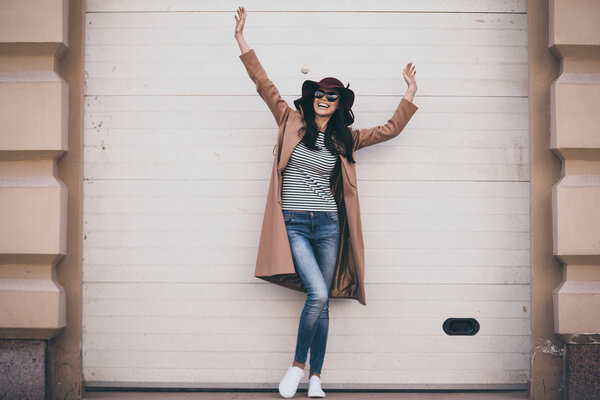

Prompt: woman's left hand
[
  {"left": 402, "top": 62, "right": 418, "bottom": 93},
  {"left": 402, "top": 62, "right": 417, "bottom": 103}
]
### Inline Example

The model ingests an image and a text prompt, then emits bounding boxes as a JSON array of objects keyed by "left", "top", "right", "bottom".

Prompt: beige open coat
[{"left": 240, "top": 49, "right": 418, "bottom": 305}]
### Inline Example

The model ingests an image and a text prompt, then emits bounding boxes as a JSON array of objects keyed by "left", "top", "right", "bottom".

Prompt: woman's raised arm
[
  {"left": 234, "top": 7, "right": 250, "bottom": 54},
  {"left": 352, "top": 62, "right": 419, "bottom": 150},
  {"left": 235, "top": 7, "right": 291, "bottom": 126}
]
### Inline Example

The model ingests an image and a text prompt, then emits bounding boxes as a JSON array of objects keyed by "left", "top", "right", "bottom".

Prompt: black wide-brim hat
[{"left": 293, "top": 77, "right": 355, "bottom": 125}]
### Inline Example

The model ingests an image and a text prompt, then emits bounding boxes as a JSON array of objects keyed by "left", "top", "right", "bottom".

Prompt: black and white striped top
[{"left": 281, "top": 132, "right": 339, "bottom": 212}]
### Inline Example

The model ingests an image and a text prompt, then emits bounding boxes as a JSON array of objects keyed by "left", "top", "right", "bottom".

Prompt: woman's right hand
[
  {"left": 234, "top": 6, "right": 247, "bottom": 38},
  {"left": 234, "top": 6, "right": 250, "bottom": 54}
]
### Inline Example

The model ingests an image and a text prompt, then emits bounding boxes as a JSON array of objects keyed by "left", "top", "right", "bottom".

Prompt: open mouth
[{"left": 318, "top": 102, "right": 329, "bottom": 109}]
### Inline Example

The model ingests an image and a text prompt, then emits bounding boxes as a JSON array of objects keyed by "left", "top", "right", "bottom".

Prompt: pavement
[{"left": 84, "top": 390, "right": 529, "bottom": 400}]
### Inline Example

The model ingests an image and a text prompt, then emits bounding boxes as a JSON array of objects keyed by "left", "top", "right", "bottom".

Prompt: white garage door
[{"left": 83, "top": 0, "right": 530, "bottom": 389}]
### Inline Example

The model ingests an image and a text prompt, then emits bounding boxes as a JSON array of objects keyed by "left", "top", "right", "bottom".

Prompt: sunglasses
[{"left": 314, "top": 89, "right": 339, "bottom": 102}]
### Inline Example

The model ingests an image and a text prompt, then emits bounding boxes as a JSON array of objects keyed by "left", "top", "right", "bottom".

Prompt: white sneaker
[
  {"left": 278, "top": 365, "right": 305, "bottom": 398},
  {"left": 307, "top": 375, "right": 326, "bottom": 398}
]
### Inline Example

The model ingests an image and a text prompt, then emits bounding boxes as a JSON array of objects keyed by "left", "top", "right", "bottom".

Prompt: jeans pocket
[
  {"left": 327, "top": 212, "right": 339, "bottom": 223},
  {"left": 282, "top": 210, "right": 293, "bottom": 222}
]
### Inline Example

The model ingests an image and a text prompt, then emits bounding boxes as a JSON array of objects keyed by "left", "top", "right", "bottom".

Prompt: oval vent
[{"left": 443, "top": 318, "right": 480, "bottom": 336}]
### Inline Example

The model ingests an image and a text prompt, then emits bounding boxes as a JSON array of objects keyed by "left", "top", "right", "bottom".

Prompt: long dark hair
[{"left": 297, "top": 97, "right": 356, "bottom": 164}]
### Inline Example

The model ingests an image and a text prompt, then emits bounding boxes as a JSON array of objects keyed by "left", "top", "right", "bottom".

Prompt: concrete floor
[{"left": 84, "top": 391, "right": 528, "bottom": 400}]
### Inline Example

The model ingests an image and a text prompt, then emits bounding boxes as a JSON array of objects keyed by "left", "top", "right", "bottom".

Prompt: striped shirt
[{"left": 281, "top": 132, "right": 339, "bottom": 212}]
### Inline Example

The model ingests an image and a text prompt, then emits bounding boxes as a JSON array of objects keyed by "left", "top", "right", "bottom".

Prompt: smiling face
[{"left": 313, "top": 87, "right": 340, "bottom": 118}]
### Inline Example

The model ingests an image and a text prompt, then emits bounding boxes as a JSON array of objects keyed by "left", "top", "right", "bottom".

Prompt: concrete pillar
[
  {"left": 549, "top": 0, "right": 600, "bottom": 398},
  {"left": 528, "top": 1, "right": 563, "bottom": 398},
  {"left": 0, "top": 0, "right": 79, "bottom": 398}
]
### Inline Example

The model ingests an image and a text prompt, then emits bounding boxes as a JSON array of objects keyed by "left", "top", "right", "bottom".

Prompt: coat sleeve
[
  {"left": 352, "top": 98, "right": 418, "bottom": 151},
  {"left": 239, "top": 49, "right": 292, "bottom": 127}
]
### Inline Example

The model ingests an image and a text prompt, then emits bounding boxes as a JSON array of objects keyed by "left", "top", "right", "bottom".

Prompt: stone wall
[{"left": 0, "top": 0, "right": 84, "bottom": 398}]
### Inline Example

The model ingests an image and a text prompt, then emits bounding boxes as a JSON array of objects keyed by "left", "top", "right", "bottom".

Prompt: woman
[{"left": 234, "top": 6, "right": 418, "bottom": 399}]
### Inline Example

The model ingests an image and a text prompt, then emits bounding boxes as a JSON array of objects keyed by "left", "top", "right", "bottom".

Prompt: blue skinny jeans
[{"left": 282, "top": 209, "right": 340, "bottom": 375}]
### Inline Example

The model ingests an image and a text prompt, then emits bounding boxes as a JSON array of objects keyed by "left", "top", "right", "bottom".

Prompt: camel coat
[{"left": 240, "top": 50, "right": 418, "bottom": 305}]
